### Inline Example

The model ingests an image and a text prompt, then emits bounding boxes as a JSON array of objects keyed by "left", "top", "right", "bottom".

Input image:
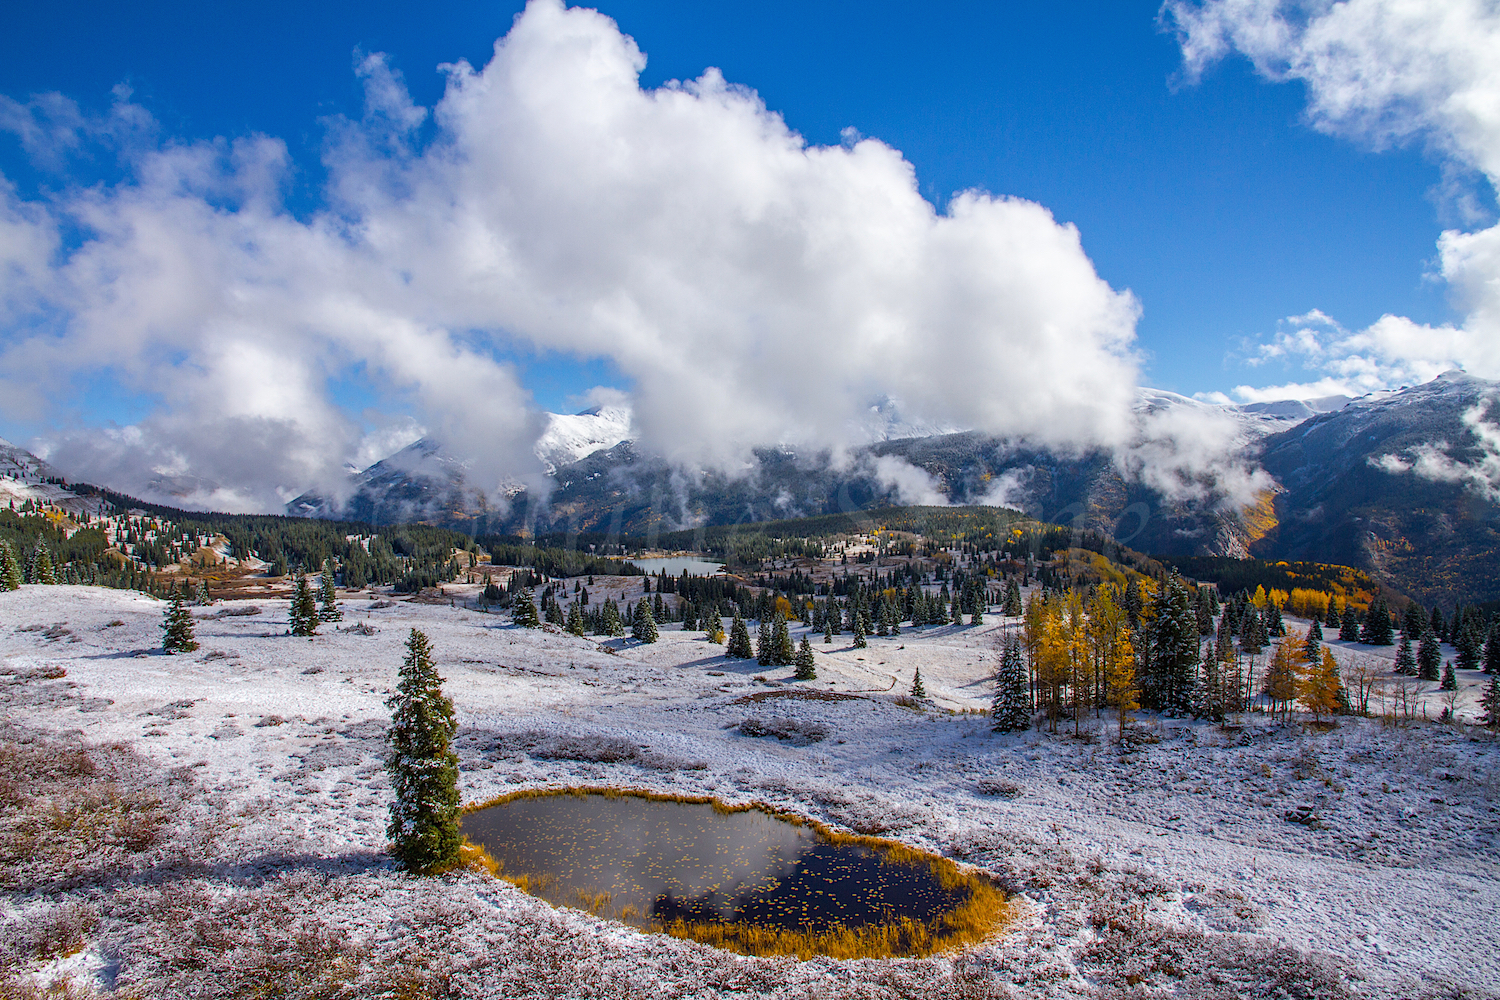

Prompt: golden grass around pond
[{"left": 462, "top": 786, "right": 1013, "bottom": 960}]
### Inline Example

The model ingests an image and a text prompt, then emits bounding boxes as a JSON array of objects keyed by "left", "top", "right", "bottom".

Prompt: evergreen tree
[
  {"left": 823, "top": 615, "right": 834, "bottom": 644},
  {"left": 385, "top": 629, "right": 460, "bottom": 875},
  {"left": 566, "top": 600, "right": 587, "bottom": 636},
  {"left": 633, "top": 600, "right": 659, "bottom": 643},
  {"left": 1004, "top": 579, "right": 1023, "bottom": 617},
  {"left": 682, "top": 601, "right": 697, "bottom": 631},
  {"left": 32, "top": 542, "right": 55, "bottom": 585},
  {"left": 970, "top": 588, "right": 984, "bottom": 626},
  {"left": 1326, "top": 598, "right": 1343, "bottom": 629},
  {"left": 1481, "top": 674, "right": 1500, "bottom": 729},
  {"left": 794, "top": 637, "right": 817, "bottom": 680},
  {"left": 1194, "top": 589, "right": 1214, "bottom": 636},
  {"left": 725, "top": 612, "right": 754, "bottom": 659},
  {"left": 1192, "top": 642, "right": 1225, "bottom": 722},
  {"left": 161, "top": 593, "right": 199, "bottom": 654},
  {"left": 512, "top": 587, "right": 541, "bottom": 628},
  {"left": 1402, "top": 602, "right": 1426, "bottom": 640},
  {"left": 852, "top": 615, "right": 867, "bottom": 648},
  {"left": 0, "top": 541, "right": 21, "bottom": 591},
  {"left": 755, "top": 618, "right": 773, "bottom": 665},
  {"left": 1394, "top": 633, "right": 1417, "bottom": 676},
  {"left": 290, "top": 574, "right": 319, "bottom": 636},
  {"left": 1440, "top": 661, "right": 1458, "bottom": 692},
  {"left": 1485, "top": 626, "right": 1500, "bottom": 675},
  {"left": 1339, "top": 606, "right": 1361, "bottom": 642},
  {"left": 1265, "top": 600, "right": 1285, "bottom": 638},
  {"left": 1122, "top": 577, "right": 1143, "bottom": 631},
  {"left": 1302, "top": 620, "right": 1323, "bottom": 662},
  {"left": 1456, "top": 620, "right": 1484, "bottom": 672},
  {"left": 601, "top": 598, "right": 624, "bottom": 636},
  {"left": 194, "top": 580, "right": 211, "bottom": 606},
  {"left": 1360, "top": 598, "right": 1394, "bottom": 645},
  {"left": 910, "top": 668, "right": 926, "bottom": 699},
  {"left": 704, "top": 610, "right": 725, "bottom": 643},
  {"left": 1429, "top": 606, "right": 1447, "bottom": 642},
  {"left": 991, "top": 636, "right": 1034, "bottom": 733},
  {"left": 1417, "top": 630, "right": 1442, "bottom": 681},
  {"left": 1148, "top": 576, "right": 1199, "bottom": 717},
  {"left": 1241, "top": 609, "right": 1267, "bottom": 656},
  {"left": 318, "top": 562, "right": 342, "bottom": 622},
  {"left": 772, "top": 613, "right": 795, "bottom": 666}
]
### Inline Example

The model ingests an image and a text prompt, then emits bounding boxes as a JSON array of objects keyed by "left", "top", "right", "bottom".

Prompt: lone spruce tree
[
  {"left": 386, "top": 629, "right": 460, "bottom": 874},
  {"left": 910, "top": 667, "right": 927, "bottom": 699},
  {"left": 161, "top": 593, "right": 199, "bottom": 654},
  {"left": 794, "top": 637, "right": 817, "bottom": 680},
  {"left": 633, "top": 600, "right": 659, "bottom": 643},
  {"left": 290, "top": 574, "right": 319, "bottom": 636}
]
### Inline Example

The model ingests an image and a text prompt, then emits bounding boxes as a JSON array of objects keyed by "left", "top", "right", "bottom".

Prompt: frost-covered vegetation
[{"left": 3, "top": 514, "right": 1498, "bottom": 996}]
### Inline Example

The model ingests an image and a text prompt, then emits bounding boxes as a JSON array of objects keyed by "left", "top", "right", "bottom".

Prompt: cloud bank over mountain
[
  {"left": 1164, "top": 0, "right": 1500, "bottom": 399},
  {"left": 0, "top": 0, "right": 1143, "bottom": 511}
]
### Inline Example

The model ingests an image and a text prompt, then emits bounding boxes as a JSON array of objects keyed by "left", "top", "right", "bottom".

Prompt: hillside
[{"left": 1252, "top": 371, "right": 1500, "bottom": 607}]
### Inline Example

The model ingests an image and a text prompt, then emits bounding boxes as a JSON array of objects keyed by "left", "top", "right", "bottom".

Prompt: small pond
[
  {"left": 625, "top": 556, "right": 725, "bottom": 577},
  {"left": 462, "top": 790, "right": 1006, "bottom": 959}
]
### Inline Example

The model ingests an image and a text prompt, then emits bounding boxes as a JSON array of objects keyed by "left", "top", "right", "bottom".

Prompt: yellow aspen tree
[
  {"left": 1065, "top": 590, "right": 1092, "bottom": 737},
  {"left": 1265, "top": 639, "right": 1302, "bottom": 722},
  {"left": 1301, "top": 647, "right": 1342, "bottom": 723},
  {"left": 1107, "top": 631, "right": 1138, "bottom": 740}
]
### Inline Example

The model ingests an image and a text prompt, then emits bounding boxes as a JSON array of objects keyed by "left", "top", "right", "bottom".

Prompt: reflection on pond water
[
  {"left": 462, "top": 789, "right": 1009, "bottom": 959},
  {"left": 624, "top": 557, "right": 725, "bottom": 576}
]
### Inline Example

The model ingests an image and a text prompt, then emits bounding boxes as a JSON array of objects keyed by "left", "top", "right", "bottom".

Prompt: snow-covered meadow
[{"left": 2, "top": 584, "right": 1497, "bottom": 998}]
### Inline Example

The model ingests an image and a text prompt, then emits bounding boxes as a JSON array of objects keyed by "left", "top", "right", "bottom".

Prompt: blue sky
[
  {"left": 1, "top": 0, "right": 1496, "bottom": 509},
  {"left": 0, "top": 0, "right": 1468, "bottom": 404}
]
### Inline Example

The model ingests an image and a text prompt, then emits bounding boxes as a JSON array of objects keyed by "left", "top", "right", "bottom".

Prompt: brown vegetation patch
[
  {"left": 731, "top": 688, "right": 864, "bottom": 705},
  {"left": 0, "top": 725, "right": 186, "bottom": 893}
]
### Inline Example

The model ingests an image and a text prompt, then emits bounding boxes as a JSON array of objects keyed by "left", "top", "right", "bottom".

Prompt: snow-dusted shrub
[
  {"left": 736, "top": 716, "right": 830, "bottom": 745},
  {"left": 975, "top": 778, "right": 1023, "bottom": 798},
  {"left": 0, "top": 725, "right": 184, "bottom": 893},
  {"left": 488, "top": 730, "right": 706, "bottom": 770},
  {"left": 1080, "top": 899, "right": 1347, "bottom": 998}
]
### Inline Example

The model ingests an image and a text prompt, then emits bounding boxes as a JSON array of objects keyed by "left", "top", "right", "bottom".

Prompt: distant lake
[{"left": 627, "top": 557, "right": 724, "bottom": 576}]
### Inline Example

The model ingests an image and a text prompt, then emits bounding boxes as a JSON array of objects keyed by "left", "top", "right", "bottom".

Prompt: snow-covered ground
[{"left": 2, "top": 585, "right": 1497, "bottom": 998}]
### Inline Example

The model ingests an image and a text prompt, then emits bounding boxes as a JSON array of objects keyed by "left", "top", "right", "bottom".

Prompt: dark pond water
[{"left": 462, "top": 792, "right": 968, "bottom": 932}]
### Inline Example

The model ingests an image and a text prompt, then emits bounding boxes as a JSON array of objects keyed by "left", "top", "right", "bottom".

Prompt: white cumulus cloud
[
  {"left": 1164, "top": 0, "right": 1500, "bottom": 397},
  {"left": 0, "top": 0, "right": 1141, "bottom": 511}
]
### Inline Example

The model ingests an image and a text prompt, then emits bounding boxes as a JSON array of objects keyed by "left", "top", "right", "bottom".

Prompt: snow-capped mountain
[
  {"left": 534, "top": 405, "right": 634, "bottom": 474},
  {"left": 0, "top": 437, "right": 111, "bottom": 516}
]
